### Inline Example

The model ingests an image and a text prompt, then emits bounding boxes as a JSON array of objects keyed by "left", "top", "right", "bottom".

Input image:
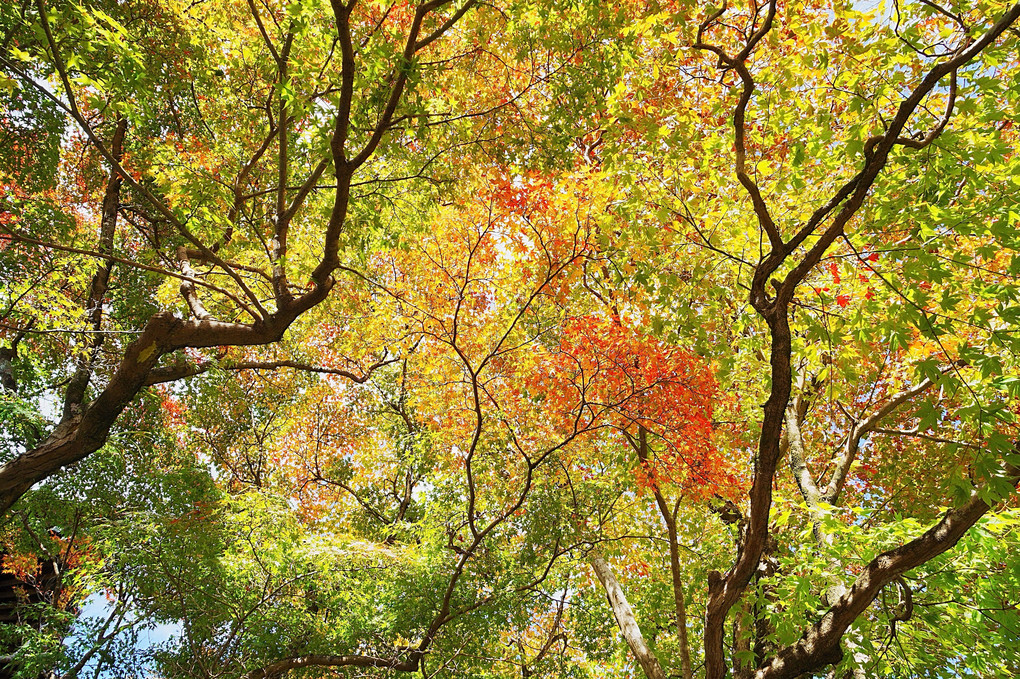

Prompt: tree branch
[
  {"left": 590, "top": 551, "right": 668, "bottom": 679},
  {"left": 755, "top": 475, "right": 1014, "bottom": 679},
  {"left": 145, "top": 356, "right": 399, "bottom": 386},
  {"left": 824, "top": 370, "right": 947, "bottom": 504}
]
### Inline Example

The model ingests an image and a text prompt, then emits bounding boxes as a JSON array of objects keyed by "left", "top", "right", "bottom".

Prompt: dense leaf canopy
[{"left": 2, "top": 0, "right": 1020, "bottom": 678}]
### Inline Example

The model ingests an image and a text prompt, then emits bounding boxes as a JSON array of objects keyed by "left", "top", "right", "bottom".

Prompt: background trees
[{"left": 2, "top": 0, "right": 1020, "bottom": 677}]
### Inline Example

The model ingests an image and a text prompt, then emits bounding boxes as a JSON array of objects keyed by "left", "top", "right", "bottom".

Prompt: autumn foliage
[{"left": 3, "top": 0, "right": 1020, "bottom": 678}]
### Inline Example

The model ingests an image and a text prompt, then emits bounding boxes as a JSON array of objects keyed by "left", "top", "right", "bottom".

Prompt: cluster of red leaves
[
  {"left": 530, "top": 315, "right": 733, "bottom": 498},
  {"left": 158, "top": 388, "right": 187, "bottom": 429},
  {"left": 0, "top": 531, "right": 99, "bottom": 610},
  {"left": 813, "top": 253, "right": 882, "bottom": 308},
  {"left": 0, "top": 551, "right": 42, "bottom": 581},
  {"left": 490, "top": 172, "right": 553, "bottom": 216}
]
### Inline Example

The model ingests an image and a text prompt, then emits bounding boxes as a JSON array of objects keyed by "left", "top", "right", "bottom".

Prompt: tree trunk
[{"left": 589, "top": 551, "right": 668, "bottom": 679}]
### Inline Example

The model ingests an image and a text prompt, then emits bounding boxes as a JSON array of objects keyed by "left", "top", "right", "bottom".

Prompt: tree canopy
[{"left": 2, "top": 0, "right": 1020, "bottom": 677}]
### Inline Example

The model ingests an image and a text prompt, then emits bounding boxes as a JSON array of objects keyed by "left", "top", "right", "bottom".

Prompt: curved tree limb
[
  {"left": 145, "top": 355, "right": 400, "bottom": 386},
  {"left": 754, "top": 475, "right": 1013, "bottom": 679}
]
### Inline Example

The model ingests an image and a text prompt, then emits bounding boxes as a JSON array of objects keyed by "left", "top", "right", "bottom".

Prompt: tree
[
  {"left": 2, "top": 0, "right": 1020, "bottom": 678},
  {"left": 0, "top": 0, "right": 613, "bottom": 510}
]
